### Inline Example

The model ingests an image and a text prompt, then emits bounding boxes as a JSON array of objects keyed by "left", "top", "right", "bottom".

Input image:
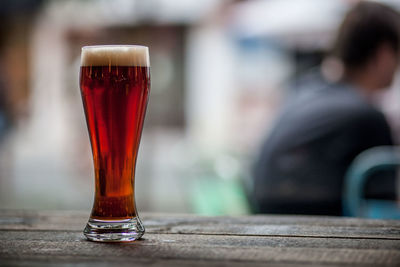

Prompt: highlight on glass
[{"left": 79, "top": 45, "right": 150, "bottom": 242}]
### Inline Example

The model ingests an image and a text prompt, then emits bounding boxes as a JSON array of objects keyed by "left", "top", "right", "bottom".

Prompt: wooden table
[{"left": 0, "top": 210, "right": 399, "bottom": 266}]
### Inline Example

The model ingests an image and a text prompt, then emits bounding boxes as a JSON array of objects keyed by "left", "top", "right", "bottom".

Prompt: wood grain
[
  {"left": 1, "top": 210, "right": 399, "bottom": 239},
  {"left": 0, "top": 210, "right": 399, "bottom": 266}
]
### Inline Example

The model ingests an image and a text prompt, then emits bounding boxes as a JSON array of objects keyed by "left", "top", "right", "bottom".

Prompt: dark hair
[{"left": 333, "top": 1, "right": 400, "bottom": 70}]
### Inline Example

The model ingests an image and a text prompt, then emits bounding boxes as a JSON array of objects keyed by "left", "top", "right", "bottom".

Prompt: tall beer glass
[{"left": 80, "top": 45, "right": 149, "bottom": 242}]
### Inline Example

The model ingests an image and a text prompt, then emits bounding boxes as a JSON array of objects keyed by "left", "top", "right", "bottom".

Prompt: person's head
[{"left": 333, "top": 1, "right": 400, "bottom": 90}]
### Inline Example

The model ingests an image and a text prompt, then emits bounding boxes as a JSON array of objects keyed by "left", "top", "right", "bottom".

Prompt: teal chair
[{"left": 343, "top": 146, "right": 400, "bottom": 219}]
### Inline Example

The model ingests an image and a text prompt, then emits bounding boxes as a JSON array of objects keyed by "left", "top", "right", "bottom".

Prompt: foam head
[{"left": 81, "top": 45, "right": 150, "bottom": 67}]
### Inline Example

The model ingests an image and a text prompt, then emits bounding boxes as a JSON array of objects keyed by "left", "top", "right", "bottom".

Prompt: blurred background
[{"left": 0, "top": 0, "right": 399, "bottom": 216}]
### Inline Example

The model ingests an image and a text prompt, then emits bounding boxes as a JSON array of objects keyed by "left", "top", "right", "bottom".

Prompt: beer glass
[{"left": 80, "top": 45, "right": 150, "bottom": 242}]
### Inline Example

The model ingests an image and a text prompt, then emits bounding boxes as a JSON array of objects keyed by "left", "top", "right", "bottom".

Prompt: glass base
[{"left": 83, "top": 217, "right": 145, "bottom": 242}]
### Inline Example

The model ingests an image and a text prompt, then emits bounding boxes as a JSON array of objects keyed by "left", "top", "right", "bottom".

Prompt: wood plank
[
  {"left": 3, "top": 210, "right": 400, "bottom": 229},
  {"left": 1, "top": 210, "right": 399, "bottom": 239},
  {"left": 0, "top": 258, "right": 349, "bottom": 267},
  {"left": 1, "top": 210, "right": 400, "bottom": 266},
  {"left": 1, "top": 231, "right": 400, "bottom": 266},
  {"left": 2, "top": 230, "right": 400, "bottom": 250},
  {"left": 2, "top": 210, "right": 399, "bottom": 229}
]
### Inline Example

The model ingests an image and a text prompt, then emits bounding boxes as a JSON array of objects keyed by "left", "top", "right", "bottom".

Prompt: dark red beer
[{"left": 80, "top": 65, "right": 150, "bottom": 220}]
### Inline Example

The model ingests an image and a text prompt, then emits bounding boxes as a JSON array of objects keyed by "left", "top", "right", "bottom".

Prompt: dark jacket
[{"left": 252, "top": 82, "right": 394, "bottom": 215}]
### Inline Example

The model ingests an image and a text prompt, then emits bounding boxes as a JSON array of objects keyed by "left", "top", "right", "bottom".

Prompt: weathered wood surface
[{"left": 1, "top": 210, "right": 400, "bottom": 266}]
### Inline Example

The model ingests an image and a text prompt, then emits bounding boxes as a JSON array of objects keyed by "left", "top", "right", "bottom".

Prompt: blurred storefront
[{"left": 0, "top": 0, "right": 399, "bottom": 215}]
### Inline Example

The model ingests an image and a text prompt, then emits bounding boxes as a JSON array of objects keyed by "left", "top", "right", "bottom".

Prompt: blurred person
[{"left": 251, "top": 1, "right": 400, "bottom": 215}]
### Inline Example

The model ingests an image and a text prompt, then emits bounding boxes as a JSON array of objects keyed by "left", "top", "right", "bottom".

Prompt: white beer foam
[{"left": 81, "top": 45, "right": 150, "bottom": 67}]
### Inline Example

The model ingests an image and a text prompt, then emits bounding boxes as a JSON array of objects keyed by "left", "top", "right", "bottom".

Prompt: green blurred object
[{"left": 192, "top": 176, "right": 251, "bottom": 216}]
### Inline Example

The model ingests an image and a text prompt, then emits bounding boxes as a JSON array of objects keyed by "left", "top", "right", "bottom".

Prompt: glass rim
[
  {"left": 80, "top": 45, "right": 150, "bottom": 67},
  {"left": 82, "top": 45, "right": 148, "bottom": 50}
]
